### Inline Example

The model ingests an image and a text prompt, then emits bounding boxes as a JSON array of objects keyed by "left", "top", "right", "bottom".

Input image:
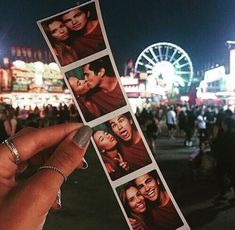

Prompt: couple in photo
[
  {"left": 119, "top": 172, "right": 183, "bottom": 230},
  {"left": 42, "top": 2, "right": 105, "bottom": 66},
  {"left": 66, "top": 56, "right": 126, "bottom": 121},
  {"left": 93, "top": 113, "right": 152, "bottom": 180}
]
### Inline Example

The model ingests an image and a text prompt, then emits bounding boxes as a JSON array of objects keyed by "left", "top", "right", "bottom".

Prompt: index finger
[{"left": 0, "top": 123, "right": 83, "bottom": 166}]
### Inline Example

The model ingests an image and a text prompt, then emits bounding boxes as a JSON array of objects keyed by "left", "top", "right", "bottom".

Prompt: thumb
[{"left": 15, "top": 126, "right": 92, "bottom": 217}]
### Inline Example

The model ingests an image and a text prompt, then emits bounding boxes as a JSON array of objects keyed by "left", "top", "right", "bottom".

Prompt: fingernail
[
  {"left": 82, "top": 157, "right": 89, "bottom": 169},
  {"left": 73, "top": 125, "right": 92, "bottom": 148},
  {"left": 56, "top": 189, "right": 61, "bottom": 208}
]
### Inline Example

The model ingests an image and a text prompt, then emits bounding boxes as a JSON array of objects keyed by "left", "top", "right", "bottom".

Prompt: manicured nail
[
  {"left": 73, "top": 125, "right": 92, "bottom": 148},
  {"left": 56, "top": 189, "right": 61, "bottom": 208},
  {"left": 82, "top": 157, "right": 88, "bottom": 169}
]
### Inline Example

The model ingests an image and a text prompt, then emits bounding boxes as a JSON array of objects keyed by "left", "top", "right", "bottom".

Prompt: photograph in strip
[
  {"left": 65, "top": 55, "right": 127, "bottom": 122},
  {"left": 92, "top": 112, "right": 152, "bottom": 180},
  {"left": 117, "top": 170, "right": 184, "bottom": 230},
  {"left": 39, "top": 1, "right": 106, "bottom": 67}
]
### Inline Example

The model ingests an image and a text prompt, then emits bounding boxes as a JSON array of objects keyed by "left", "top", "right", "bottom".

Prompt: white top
[
  {"left": 197, "top": 115, "right": 206, "bottom": 129},
  {"left": 167, "top": 110, "right": 177, "bottom": 125}
]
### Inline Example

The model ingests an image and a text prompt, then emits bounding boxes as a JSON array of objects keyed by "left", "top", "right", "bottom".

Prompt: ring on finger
[{"left": 3, "top": 139, "right": 21, "bottom": 164}]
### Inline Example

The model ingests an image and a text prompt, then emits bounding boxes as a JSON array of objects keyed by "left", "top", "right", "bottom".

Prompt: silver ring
[
  {"left": 81, "top": 157, "right": 89, "bottom": 170},
  {"left": 38, "top": 166, "right": 67, "bottom": 182},
  {"left": 3, "top": 139, "right": 21, "bottom": 164}
]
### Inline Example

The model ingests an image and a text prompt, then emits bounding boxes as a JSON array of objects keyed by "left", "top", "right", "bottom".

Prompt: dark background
[{"left": 1, "top": 0, "right": 235, "bottom": 73}]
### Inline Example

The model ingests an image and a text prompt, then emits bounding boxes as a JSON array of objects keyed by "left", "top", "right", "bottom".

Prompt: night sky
[{"left": 0, "top": 0, "right": 235, "bottom": 73}]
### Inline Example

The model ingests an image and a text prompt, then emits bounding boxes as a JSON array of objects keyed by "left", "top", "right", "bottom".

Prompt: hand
[
  {"left": 128, "top": 217, "right": 144, "bottom": 230},
  {"left": 105, "top": 162, "right": 115, "bottom": 173},
  {"left": 114, "top": 153, "right": 129, "bottom": 171},
  {"left": 0, "top": 123, "right": 92, "bottom": 230}
]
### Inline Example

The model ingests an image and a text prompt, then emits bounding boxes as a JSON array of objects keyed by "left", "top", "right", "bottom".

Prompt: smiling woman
[{"left": 119, "top": 182, "right": 151, "bottom": 230}]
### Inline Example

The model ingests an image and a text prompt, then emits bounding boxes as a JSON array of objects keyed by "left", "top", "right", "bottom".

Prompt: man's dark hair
[{"left": 87, "top": 55, "right": 115, "bottom": 76}]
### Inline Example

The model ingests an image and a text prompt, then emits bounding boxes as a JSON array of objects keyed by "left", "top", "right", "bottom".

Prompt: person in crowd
[
  {"left": 144, "top": 111, "right": 158, "bottom": 155},
  {"left": 0, "top": 123, "right": 92, "bottom": 229},
  {"left": 119, "top": 183, "right": 151, "bottom": 230},
  {"left": 69, "top": 103, "right": 80, "bottom": 122},
  {"left": 62, "top": 3, "right": 106, "bottom": 59},
  {"left": 108, "top": 113, "right": 152, "bottom": 171},
  {"left": 6, "top": 107, "right": 18, "bottom": 137},
  {"left": 166, "top": 106, "right": 177, "bottom": 139},
  {"left": 184, "top": 108, "right": 196, "bottom": 147},
  {"left": 93, "top": 129, "right": 129, "bottom": 180},
  {"left": 178, "top": 108, "right": 187, "bottom": 138},
  {"left": 211, "top": 115, "right": 235, "bottom": 202},
  {"left": 0, "top": 112, "right": 10, "bottom": 143},
  {"left": 196, "top": 109, "right": 207, "bottom": 149},
  {"left": 57, "top": 103, "right": 70, "bottom": 124},
  {"left": 42, "top": 16, "right": 78, "bottom": 66},
  {"left": 204, "top": 107, "right": 216, "bottom": 140},
  {"left": 135, "top": 172, "right": 183, "bottom": 230}
]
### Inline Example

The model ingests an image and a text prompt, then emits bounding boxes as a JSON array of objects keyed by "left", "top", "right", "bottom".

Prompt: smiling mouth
[
  {"left": 136, "top": 202, "right": 145, "bottom": 210},
  {"left": 146, "top": 189, "right": 156, "bottom": 198}
]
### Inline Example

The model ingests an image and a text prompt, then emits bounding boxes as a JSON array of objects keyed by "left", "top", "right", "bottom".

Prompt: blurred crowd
[
  {"left": 1, "top": 101, "right": 235, "bottom": 204},
  {"left": 0, "top": 103, "right": 81, "bottom": 143},
  {"left": 135, "top": 102, "right": 235, "bottom": 203}
]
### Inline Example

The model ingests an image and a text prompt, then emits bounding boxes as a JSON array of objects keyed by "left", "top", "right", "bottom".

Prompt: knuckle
[{"left": 54, "top": 148, "right": 76, "bottom": 170}]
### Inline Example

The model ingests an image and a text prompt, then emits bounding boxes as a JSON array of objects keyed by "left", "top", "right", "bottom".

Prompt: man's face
[
  {"left": 126, "top": 186, "right": 146, "bottom": 214},
  {"left": 83, "top": 64, "right": 102, "bottom": 89},
  {"left": 108, "top": 115, "right": 133, "bottom": 142},
  {"left": 93, "top": 130, "right": 117, "bottom": 152},
  {"left": 62, "top": 8, "right": 88, "bottom": 31},
  {"left": 68, "top": 77, "right": 90, "bottom": 95},
  {"left": 135, "top": 174, "right": 159, "bottom": 202},
  {"left": 48, "top": 21, "right": 69, "bottom": 41}
]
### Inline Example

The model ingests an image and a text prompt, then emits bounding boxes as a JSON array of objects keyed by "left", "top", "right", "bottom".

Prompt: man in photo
[
  {"left": 83, "top": 56, "right": 126, "bottom": 114},
  {"left": 135, "top": 172, "right": 183, "bottom": 229},
  {"left": 67, "top": 56, "right": 126, "bottom": 121},
  {"left": 62, "top": 2, "right": 106, "bottom": 59},
  {"left": 108, "top": 113, "right": 151, "bottom": 171}
]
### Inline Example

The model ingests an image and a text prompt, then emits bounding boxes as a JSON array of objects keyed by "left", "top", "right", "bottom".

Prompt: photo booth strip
[{"left": 37, "top": 0, "right": 190, "bottom": 229}]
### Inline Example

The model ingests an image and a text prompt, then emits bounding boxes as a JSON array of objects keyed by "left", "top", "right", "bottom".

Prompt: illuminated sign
[
  {"left": 204, "top": 66, "right": 225, "bottom": 83},
  {"left": 11, "top": 61, "right": 64, "bottom": 93},
  {"left": 230, "top": 49, "right": 235, "bottom": 75}
]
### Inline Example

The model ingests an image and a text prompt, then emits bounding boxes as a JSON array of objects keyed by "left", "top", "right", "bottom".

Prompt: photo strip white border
[{"left": 37, "top": 0, "right": 190, "bottom": 229}]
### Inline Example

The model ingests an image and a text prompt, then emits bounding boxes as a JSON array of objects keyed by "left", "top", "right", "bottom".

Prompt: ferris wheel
[{"left": 135, "top": 42, "right": 193, "bottom": 94}]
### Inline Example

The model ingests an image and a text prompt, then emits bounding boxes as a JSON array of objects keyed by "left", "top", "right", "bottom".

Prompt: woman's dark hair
[
  {"left": 42, "top": 16, "right": 63, "bottom": 44},
  {"left": 119, "top": 182, "right": 150, "bottom": 229},
  {"left": 41, "top": 16, "right": 78, "bottom": 66}
]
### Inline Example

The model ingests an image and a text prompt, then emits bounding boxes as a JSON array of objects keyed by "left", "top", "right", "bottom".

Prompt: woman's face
[
  {"left": 48, "top": 20, "right": 69, "bottom": 41},
  {"left": 93, "top": 130, "right": 117, "bottom": 152},
  {"left": 62, "top": 8, "right": 89, "bottom": 31},
  {"left": 68, "top": 77, "right": 90, "bottom": 95},
  {"left": 126, "top": 186, "right": 146, "bottom": 214}
]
